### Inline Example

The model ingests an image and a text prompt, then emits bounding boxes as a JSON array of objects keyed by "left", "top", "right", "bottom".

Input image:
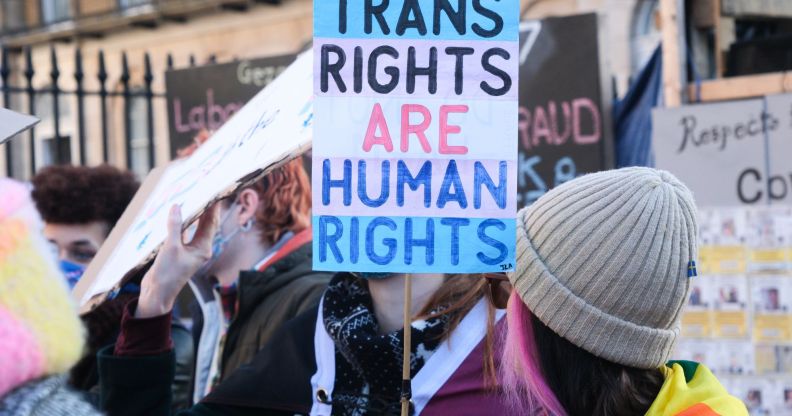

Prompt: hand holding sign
[{"left": 137, "top": 204, "right": 219, "bottom": 319}]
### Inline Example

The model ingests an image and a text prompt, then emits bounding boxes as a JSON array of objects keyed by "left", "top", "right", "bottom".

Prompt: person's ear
[{"left": 236, "top": 188, "right": 260, "bottom": 226}]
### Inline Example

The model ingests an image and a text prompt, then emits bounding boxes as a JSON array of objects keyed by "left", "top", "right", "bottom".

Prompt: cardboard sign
[
  {"left": 165, "top": 54, "right": 295, "bottom": 157},
  {"left": 653, "top": 93, "right": 792, "bottom": 207},
  {"left": 517, "top": 14, "right": 610, "bottom": 207},
  {"left": 74, "top": 52, "right": 313, "bottom": 307},
  {"left": 0, "top": 107, "right": 39, "bottom": 144},
  {"left": 312, "top": 1, "right": 519, "bottom": 273}
]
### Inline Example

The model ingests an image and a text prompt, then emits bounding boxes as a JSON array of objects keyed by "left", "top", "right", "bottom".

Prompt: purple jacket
[{"left": 309, "top": 298, "right": 508, "bottom": 415}]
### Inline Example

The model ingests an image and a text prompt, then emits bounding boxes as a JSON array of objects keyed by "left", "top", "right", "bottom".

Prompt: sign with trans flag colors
[{"left": 312, "top": 0, "right": 519, "bottom": 273}]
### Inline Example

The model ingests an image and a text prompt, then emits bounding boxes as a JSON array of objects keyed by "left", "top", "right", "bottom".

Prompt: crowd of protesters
[{"left": 0, "top": 140, "right": 749, "bottom": 416}]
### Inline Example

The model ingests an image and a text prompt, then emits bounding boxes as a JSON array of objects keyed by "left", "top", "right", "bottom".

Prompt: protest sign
[
  {"left": 74, "top": 51, "right": 313, "bottom": 308},
  {"left": 517, "top": 13, "right": 610, "bottom": 207},
  {"left": 312, "top": 0, "right": 519, "bottom": 273},
  {"left": 653, "top": 93, "right": 792, "bottom": 206},
  {"left": 0, "top": 107, "right": 39, "bottom": 144},
  {"left": 165, "top": 54, "right": 295, "bottom": 157}
]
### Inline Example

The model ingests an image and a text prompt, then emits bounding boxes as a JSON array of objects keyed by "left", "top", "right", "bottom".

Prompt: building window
[
  {"left": 35, "top": 85, "right": 73, "bottom": 167},
  {"left": 41, "top": 0, "right": 71, "bottom": 24},
  {"left": 34, "top": 89, "right": 72, "bottom": 121},
  {"left": 42, "top": 136, "right": 72, "bottom": 165},
  {"left": 128, "top": 94, "right": 150, "bottom": 177},
  {"left": 1, "top": 0, "right": 27, "bottom": 34},
  {"left": 118, "top": 0, "right": 152, "bottom": 9}
]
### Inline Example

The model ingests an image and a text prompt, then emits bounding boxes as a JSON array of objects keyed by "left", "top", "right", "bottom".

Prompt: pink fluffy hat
[{"left": 0, "top": 178, "right": 85, "bottom": 397}]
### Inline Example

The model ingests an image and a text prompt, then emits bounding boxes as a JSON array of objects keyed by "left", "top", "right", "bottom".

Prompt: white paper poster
[
  {"left": 0, "top": 107, "right": 39, "bottom": 144},
  {"left": 76, "top": 52, "right": 314, "bottom": 306}
]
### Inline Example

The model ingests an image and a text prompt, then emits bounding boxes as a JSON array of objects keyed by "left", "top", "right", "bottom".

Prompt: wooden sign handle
[{"left": 401, "top": 274, "right": 413, "bottom": 416}]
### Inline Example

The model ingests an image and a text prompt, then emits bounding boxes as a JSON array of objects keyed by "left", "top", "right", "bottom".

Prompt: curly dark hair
[{"left": 31, "top": 164, "right": 140, "bottom": 227}]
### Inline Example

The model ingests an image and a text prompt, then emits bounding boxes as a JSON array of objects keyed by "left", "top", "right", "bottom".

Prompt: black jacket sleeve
[
  {"left": 201, "top": 305, "right": 319, "bottom": 415},
  {"left": 98, "top": 346, "right": 263, "bottom": 416},
  {"left": 171, "top": 324, "right": 196, "bottom": 411},
  {"left": 98, "top": 345, "right": 176, "bottom": 416}
]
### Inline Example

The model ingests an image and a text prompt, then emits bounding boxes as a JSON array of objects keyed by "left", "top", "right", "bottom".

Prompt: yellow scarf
[{"left": 646, "top": 361, "right": 747, "bottom": 416}]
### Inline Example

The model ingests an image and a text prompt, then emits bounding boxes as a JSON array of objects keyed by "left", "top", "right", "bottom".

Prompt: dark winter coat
[
  {"left": 187, "top": 241, "right": 331, "bottom": 402},
  {"left": 99, "top": 284, "right": 508, "bottom": 416},
  {"left": 70, "top": 291, "right": 195, "bottom": 410}
]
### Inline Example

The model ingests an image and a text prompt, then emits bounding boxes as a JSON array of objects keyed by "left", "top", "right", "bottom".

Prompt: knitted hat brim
[{"left": 511, "top": 208, "right": 679, "bottom": 370}]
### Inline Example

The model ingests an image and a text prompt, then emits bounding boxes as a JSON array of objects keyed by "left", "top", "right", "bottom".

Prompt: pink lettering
[
  {"left": 362, "top": 103, "right": 394, "bottom": 152},
  {"left": 439, "top": 105, "right": 469, "bottom": 155},
  {"left": 206, "top": 89, "right": 225, "bottom": 131},
  {"left": 519, "top": 98, "right": 602, "bottom": 150},
  {"left": 572, "top": 98, "right": 601, "bottom": 144},
  {"left": 401, "top": 104, "right": 432, "bottom": 153},
  {"left": 531, "top": 106, "right": 553, "bottom": 148},
  {"left": 188, "top": 106, "right": 205, "bottom": 131},
  {"left": 171, "top": 90, "right": 245, "bottom": 136},
  {"left": 173, "top": 98, "right": 190, "bottom": 133},
  {"left": 548, "top": 100, "right": 572, "bottom": 145}
]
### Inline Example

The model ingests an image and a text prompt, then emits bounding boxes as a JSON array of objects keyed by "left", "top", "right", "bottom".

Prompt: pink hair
[{"left": 501, "top": 291, "right": 567, "bottom": 416}]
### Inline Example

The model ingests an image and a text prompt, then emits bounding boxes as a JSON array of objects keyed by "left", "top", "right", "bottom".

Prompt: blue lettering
[
  {"left": 397, "top": 160, "right": 432, "bottom": 207},
  {"left": 366, "top": 217, "right": 397, "bottom": 265},
  {"left": 322, "top": 159, "right": 352, "bottom": 206},
  {"left": 404, "top": 218, "right": 434, "bottom": 265},
  {"left": 440, "top": 217, "right": 469, "bottom": 265},
  {"left": 437, "top": 160, "right": 468, "bottom": 208},
  {"left": 350, "top": 216, "right": 359, "bottom": 264},
  {"left": 318, "top": 215, "right": 344, "bottom": 263},
  {"left": 358, "top": 160, "right": 390, "bottom": 207},
  {"left": 555, "top": 157, "right": 576, "bottom": 186},
  {"left": 518, "top": 154, "right": 546, "bottom": 205},
  {"left": 477, "top": 219, "right": 508, "bottom": 265},
  {"left": 474, "top": 161, "right": 507, "bottom": 209}
]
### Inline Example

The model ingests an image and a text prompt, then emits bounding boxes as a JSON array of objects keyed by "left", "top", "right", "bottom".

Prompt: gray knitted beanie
[{"left": 510, "top": 167, "right": 698, "bottom": 369}]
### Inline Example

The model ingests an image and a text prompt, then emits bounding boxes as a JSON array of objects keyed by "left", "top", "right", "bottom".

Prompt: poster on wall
[
  {"left": 75, "top": 52, "right": 314, "bottom": 309},
  {"left": 679, "top": 206, "right": 792, "bottom": 415},
  {"left": 517, "top": 13, "right": 610, "bottom": 207},
  {"left": 752, "top": 275, "right": 792, "bottom": 342},
  {"left": 312, "top": 1, "right": 519, "bottom": 273},
  {"left": 165, "top": 54, "right": 295, "bottom": 157},
  {"left": 711, "top": 275, "right": 749, "bottom": 338},
  {"left": 653, "top": 93, "right": 792, "bottom": 207}
]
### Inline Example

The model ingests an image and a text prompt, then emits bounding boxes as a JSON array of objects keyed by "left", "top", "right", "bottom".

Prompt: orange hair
[{"left": 242, "top": 159, "right": 312, "bottom": 245}]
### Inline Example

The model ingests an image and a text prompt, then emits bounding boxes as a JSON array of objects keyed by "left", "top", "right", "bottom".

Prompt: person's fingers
[
  {"left": 191, "top": 202, "right": 220, "bottom": 248},
  {"left": 166, "top": 204, "right": 183, "bottom": 247}
]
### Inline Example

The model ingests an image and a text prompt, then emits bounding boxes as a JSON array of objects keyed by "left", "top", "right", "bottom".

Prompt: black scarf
[{"left": 323, "top": 273, "right": 450, "bottom": 415}]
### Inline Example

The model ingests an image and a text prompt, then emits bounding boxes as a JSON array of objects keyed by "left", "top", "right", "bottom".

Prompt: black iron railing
[{"left": 1, "top": 46, "right": 169, "bottom": 177}]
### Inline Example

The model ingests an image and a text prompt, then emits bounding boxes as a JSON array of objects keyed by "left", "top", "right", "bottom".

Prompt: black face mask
[{"left": 353, "top": 272, "right": 397, "bottom": 280}]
